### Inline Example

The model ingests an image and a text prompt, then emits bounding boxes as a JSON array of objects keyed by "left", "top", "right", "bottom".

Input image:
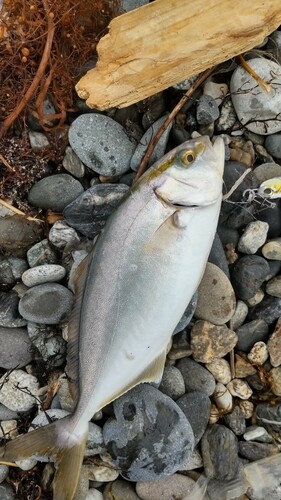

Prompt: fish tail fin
[{"left": 0, "top": 416, "right": 88, "bottom": 500}]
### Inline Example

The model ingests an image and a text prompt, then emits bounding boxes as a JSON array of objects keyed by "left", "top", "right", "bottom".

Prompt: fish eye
[
  {"left": 263, "top": 187, "right": 273, "bottom": 196},
  {"left": 181, "top": 150, "right": 195, "bottom": 166}
]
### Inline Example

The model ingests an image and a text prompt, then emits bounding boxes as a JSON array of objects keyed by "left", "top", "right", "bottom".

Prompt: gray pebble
[
  {"left": 196, "top": 95, "right": 219, "bottom": 125},
  {"left": 69, "top": 114, "right": 135, "bottom": 176},
  {"left": 238, "top": 221, "right": 269, "bottom": 254},
  {"left": 103, "top": 479, "right": 139, "bottom": 500},
  {"left": 27, "top": 322, "right": 66, "bottom": 368},
  {"left": 0, "top": 257, "right": 27, "bottom": 291},
  {"left": 208, "top": 232, "right": 230, "bottom": 278},
  {"left": 256, "top": 402, "right": 281, "bottom": 441},
  {"left": 215, "top": 97, "right": 237, "bottom": 132},
  {"left": 22, "top": 264, "right": 66, "bottom": 287},
  {"left": 231, "top": 300, "right": 248, "bottom": 330},
  {"left": 176, "top": 391, "right": 211, "bottom": 445},
  {"left": 0, "top": 326, "right": 33, "bottom": 369},
  {"left": 136, "top": 474, "right": 196, "bottom": 500},
  {"left": 223, "top": 405, "right": 246, "bottom": 435},
  {"left": 243, "top": 425, "right": 273, "bottom": 443},
  {"left": 130, "top": 115, "right": 172, "bottom": 172},
  {"left": 27, "top": 239, "right": 58, "bottom": 267},
  {"left": 195, "top": 263, "right": 236, "bottom": 325},
  {"left": 19, "top": 283, "right": 73, "bottom": 324},
  {"left": 231, "top": 255, "right": 270, "bottom": 300},
  {"left": 238, "top": 441, "right": 279, "bottom": 461},
  {"left": 64, "top": 183, "right": 130, "bottom": 238},
  {"left": 254, "top": 162, "right": 281, "bottom": 182},
  {"left": 0, "top": 467, "right": 8, "bottom": 484},
  {"left": 0, "top": 369, "right": 39, "bottom": 412},
  {"left": 203, "top": 81, "right": 228, "bottom": 106},
  {"left": 201, "top": 424, "right": 239, "bottom": 480},
  {"left": 0, "top": 215, "right": 42, "bottom": 257},
  {"left": 248, "top": 295, "right": 281, "bottom": 325},
  {"left": 28, "top": 174, "right": 84, "bottom": 212},
  {"left": 103, "top": 384, "right": 194, "bottom": 481},
  {"left": 173, "top": 74, "right": 198, "bottom": 91},
  {"left": 236, "top": 319, "right": 269, "bottom": 352},
  {"left": 85, "top": 422, "right": 106, "bottom": 457},
  {"left": 48, "top": 220, "right": 80, "bottom": 249},
  {"left": 0, "top": 483, "right": 16, "bottom": 499},
  {"left": 0, "top": 404, "right": 20, "bottom": 421},
  {"left": 121, "top": 0, "right": 149, "bottom": 12},
  {"left": 28, "top": 131, "right": 50, "bottom": 151},
  {"left": 0, "top": 291, "right": 27, "bottom": 327},
  {"left": 158, "top": 366, "right": 185, "bottom": 399},
  {"left": 63, "top": 146, "right": 85, "bottom": 178},
  {"left": 265, "top": 132, "right": 281, "bottom": 159},
  {"left": 177, "top": 357, "right": 216, "bottom": 396},
  {"left": 230, "top": 58, "right": 281, "bottom": 135}
]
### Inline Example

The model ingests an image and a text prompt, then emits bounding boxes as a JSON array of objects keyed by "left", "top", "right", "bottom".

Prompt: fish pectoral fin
[
  {"left": 0, "top": 416, "right": 88, "bottom": 500},
  {"left": 138, "top": 348, "right": 167, "bottom": 385}
]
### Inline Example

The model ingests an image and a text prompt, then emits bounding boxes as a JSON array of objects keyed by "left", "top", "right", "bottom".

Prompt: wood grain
[{"left": 76, "top": 0, "right": 281, "bottom": 109}]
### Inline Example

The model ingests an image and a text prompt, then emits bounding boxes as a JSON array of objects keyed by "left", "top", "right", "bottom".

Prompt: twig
[
  {"left": 238, "top": 54, "right": 271, "bottom": 93},
  {"left": 0, "top": 0, "right": 55, "bottom": 139},
  {"left": 0, "top": 199, "right": 43, "bottom": 222},
  {"left": 0, "top": 153, "right": 14, "bottom": 173},
  {"left": 133, "top": 66, "right": 215, "bottom": 182},
  {"left": 222, "top": 168, "right": 251, "bottom": 200}
]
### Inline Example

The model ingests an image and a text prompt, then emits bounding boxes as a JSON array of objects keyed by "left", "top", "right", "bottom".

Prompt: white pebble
[
  {"left": 86, "top": 464, "right": 119, "bottom": 482},
  {"left": 205, "top": 359, "right": 232, "bottom": 384},
  {"left": 246, "top": 289, "right": 265, "bottom": 307},
  {"left": 238, "top": 221, "right": 269, "bottom": 254},
  {"left": 15, "top": 458, "right": 38, "bottom": 470},
  {"left": 243, "top": 426, "right": 272, "bottom": 442},
  {"left": 22, "top": 264, "right": 66, "bottom": 287},
  {"left": 213, "top": 383, "right": 233, "bottom": 411},
  {"left": 85, "top": 489, "right": 104, "bottom": 500},
  {"left": 0, "top": 370, "right": 39, "bottom": 412},
  {"left": 227, "top": 379, "right": 253, "bottom": 400},
  {"left": 247, "top": 341, "right": 268, "bottom": 365}
]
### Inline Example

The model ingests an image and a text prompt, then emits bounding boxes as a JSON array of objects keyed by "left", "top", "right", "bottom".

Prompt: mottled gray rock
[
  {"left": 158, "top": 366, "right": 185, "bottom": 400},
  {"left": 22, "top": 264, "right": 66, "bottom": 287},
  {"left": 177, "top": 357, "right": 216, "bottom": 396},
  {"left": 121, "top": 0, "right": 149, "bottom": 12},
  {"left": 205, "top": 359, "right": 232, "bottom": 385},
  {"left": 231, "top": 255, "right": 270, "bottom": 300},
  {"left": 201, "top": 424, "right": 239, "bottom": 480},
  {"left": 0, "top": 369, "right": 39, "bottom": 412},
  {"left": 265, "top": 132, "right": 281, "bottom": 159},
  {"left": 0, "top": 483, "right": 16, "bottom": 499},
  {"left": 0, "top": 215, "right": 42, "bottom": 257},
  {"left": 173, "top": 292, "right": 198, "bottom": 334},
  {"left": 256, "top": 402, "right": 281, "bottom": 441},
  {"left": 69, "top": 114, "right": 135, "bottom": 176},
  {"left": 103, "top": 384, "right": 194, "bottom": 481},
  {"left": 0, "top": 257, "right": 27, "bottom": 291},
  {"left": 130, "top": 115, "right": 172, "bottom": 171},
  {"left": 0, "top": 466, "right": 8, "bottom": 484},
  {"left": 195, "top": 263, "right": 236, "bottom": 325},
  {"left": 190, "top": 321, "right": 237, "bottom": 363},
  {"left": 248, "top": 296, "right": 281, "bottom": 325},
  {"left": 0, "top": 326, "right": 33, "bottom": 369},
  {"left": 238, "top": 221, "right": 269, "bottom": 254},
  {"left": 136, "top": 474, "right": 196, "bottom": 500},
  {"left": 177, "top": 392, "right": 211, "bottom": 445},
  {"left": 196, "top": 95, "right": 220, "bottom": 125},
  {"left": 266, "top": 276, "right": 281, "bottom": 298},
  {"left": 64, "top": 183, "right": 129, "bottom": 238},
  {"left": 48, "top": 220, "right": 80, "bottom": 249},
  {"left": 27, "top": 322, "right": 66, "bottom": 367},
  {"left": 253, "top": 162, "right": 281, "bottom": 182},
  {"left": 224, "top": 405, "right": 246, "bottom": 435},
  {"left": 28, "top": 131, "right": 50, "bottom": 151},
  {"left": 231, "top": 300, "right": 248, "bottom": 330},
  {"left": 173, "top": 74, "right": 198, "bottom": 90},
  {"left": 19, "top": 283, "right": 73, "bottom": 324},
  {"left": 63, "top": 146, "right": 85, "bottom": 178},
  {"left": 27, "top": 239, "right": 58, "bottom": 267},
  {"left": 215, "top": 97, "right": 237, "bottom": 131},
  {"left": 236, "top": 319, "right": 269, "bottom": 352},
  {"left": 0, "top": 291, "right": 27, "bottom": 327},
  {"left": 28, "top": 174, "right": 84, "bottom": 212},
  {"left": 238, "top": 441, "right": 279, "bottom": 461},
  {"left": 230, "top": 58, "right": 281, "bottom": 135},
  {"left": 0, "top": 404, "right": 20, "bottom": 421},
  {"left": 243, "top": 425, "right": 273, "bottom": 443}
]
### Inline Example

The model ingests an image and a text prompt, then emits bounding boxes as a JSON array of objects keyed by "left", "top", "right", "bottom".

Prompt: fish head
[
  {"left": 258, "top": 177, "right": 281, "bottom": 199},
  {"left": 148, "top": 136, "right": 225, "bottom": 207}
]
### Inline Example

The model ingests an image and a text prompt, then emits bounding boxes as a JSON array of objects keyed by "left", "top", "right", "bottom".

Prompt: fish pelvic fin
[{"left": 0, "top": 416, "right": 88, "bottom": 500}]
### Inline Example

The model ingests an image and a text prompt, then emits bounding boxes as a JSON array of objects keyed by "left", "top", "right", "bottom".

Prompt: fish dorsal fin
[{"left": 67, "top": 251, "right": 92, "bottom": 405}]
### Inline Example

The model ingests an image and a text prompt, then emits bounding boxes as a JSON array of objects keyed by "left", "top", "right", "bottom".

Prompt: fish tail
[{"left": 0, "top": 416, "right": 88, "bottom": 500}]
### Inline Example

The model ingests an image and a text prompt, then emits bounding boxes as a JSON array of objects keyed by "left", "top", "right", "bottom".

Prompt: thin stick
[
  {"left": 0, "top": 153, "right": 14, "bottom": 173},
  {"left": 0, "top": 0, "right": 55, "bottom": 139},
  {"left": 223, "top": 168, "right": 251, "bottom": 200},
  {"left": 133, "top": 66, "right": 215, "bottom": 183},
  {"left": 0, "top": 199, "right": 42, "bottom": 222},
  {"left": 238, "top": 54, "right": 271, "bottom": 93}
]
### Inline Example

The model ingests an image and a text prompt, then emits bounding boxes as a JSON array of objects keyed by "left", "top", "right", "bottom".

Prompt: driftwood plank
[{"left": 76, "top": 0, "right": 281, "bottom": 110}]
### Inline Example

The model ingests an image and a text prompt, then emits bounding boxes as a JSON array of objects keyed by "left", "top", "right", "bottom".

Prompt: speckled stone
[
  {"left": 0, "top": 291, "right": 27, "bottom": 327},
  {"left": 48, "top": 221, "right": 80, "bottom": 249},
  {"left": 231, "top": 255, "right": 270, "bottom": 300},
  {"left": 201, "top": 424, "right": 239, "bottom": 480},
  {"left": 22, "top": 264, "right": 66, "bottom": 287},
  {"left": 0, "top": 483, "right": 16, "bottom": 499},
  {"left": 28, "top": 174, "right": 84, "bottom": 212},
  {"left": 205, "top": 359, "right": 232, "bottom": 385},
  {"left": 256, "top": 402, "right": 281, "bottom": 440},
  {"left": 196, "top": 95, "right": 220, "bottom": 125},
  {"left": 103, "top": 384, "right": 194, "bottom": 481},
  {"left": 176, "top": 391, "right": 211, "bottom": 445},
  {"left": 243, "top": 425, "right": 273, "bottom": 443},
  {"left": 177, "top": 357, "right": 216, "bottom": 396},
  {"left": 269, "top": 367, "right": 281, "bottom": 396},
  {"left": 262, "top": 238, "right": 281, "bottom": 260},
  {"left": 226, "top": 379, "right": 253, "bottom": 400},
  {"left": 248, "top": 296, "right": 281, "bottom": 325},
  {"left": 27, "top": 322, "right": 66, "bottom": 368},
  {"left": 0, "top": 326, "right": 33, "bottom": 369},
  {"left": 190, "top": 320, "right": 237, "bottom": 363},
  {"left": 0, "top": 256, "right": 28, "bottom": 291},
  {"left": 0, "top": 466, "right": 8, "bottom": 484},
  {"left": 247, "top": 341, "right": 268, "bottom": 366},
  {"left": 27, "top": 239, "right": 58, "bottom": 267},
  {"left": 158, "top": 366, "right": 185, "bottom": 399},
  {"left": 69, "top": 114, "right": 135, "bottom": 176},
  {"left": 85, "top": 463, "right": 118, "bottom": 482},
  {"left": 0, "top": 369, "right": 39, "bottom": 412},
  {"left": 267, "top": 317, "right": 281, "bottom": 367},
  {"left": 136, "top": 474, "right": 196, "bottom": 500},
  {"left": 103, "top": 480, "right": 139, "bottom": 500},
  {"left": 216, "top": 98, "right": 237, "bottom": 132},
  {"left": 230, "top": 58, "right": 281, "bottom": 135},
  {"left": 238, "top": 221, "right": 269, "bottom": 254},
  {"left": 235, "top": 354, "right": 256, "bottom": 378},
  {"left": 0, "top": 215, "right": 42, "bottom": 257},
  {"left": 224, "top": 405, "right": 246, "bottom": 435},
  {"left": 195, "top": 263, "right": 235, "bottom": 325},
  {"left": 238, "top": 441, "right": 279, "bottom": 461},
  {"left": 19, "top": 283, "right": 73, "bottom": 324},
  {"left": 62, "top": 146, "right": 85, "bottom": 178},
  {"left": 253, "top": 162, "right": 281, "bottom": 182}
]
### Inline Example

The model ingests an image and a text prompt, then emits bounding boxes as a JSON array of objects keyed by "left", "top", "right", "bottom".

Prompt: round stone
[
  {"left": 254, "top": 162, "right": 281, "bottom": 182},
  {"left": 22, "top": 264, "right": 66, "bottom": 287},
  {"left": 247, "top": 341, "right": 268, "bottom": 366},
  {"left": 103, "top": 384, "right": 195, "bottom": 481},
  {"left": 205, "top": 358, "right": 232, "bottom": 385},
  {"left": 231, "top": 300, "right": 248, "bottom": 330},
  {"left": 0, "top": 215, "right": 42, "bottom": 257},
  {"left": 265, "top": 132, "right": 281, "bottom": 159},
  {"left": 201, "top": 424, "right": 239, "bottom": 480},
  {"left": 238, "top": 221, "right": 269, "bottom": 254},
  {"left": 238, "top": 441, "right": 279, "bottom": 461},
  {"left": 226, "top": 379, "right": 253, "bottom": 400},
  {"left": 262, "top": 238, "right": 281, "bottom": 260},
  {"left": 0, "top": 483, "right": 16, "bottom": 499},
  {"left": 231, "top": 255, "right": 270, "bottom": 300},
  {"left": 103, "top": 480, "right": 139, "bottom": 500},
  {"left": 230, "top": 58, "right": 281, "bottom": 135},
  {"left": 190, "top": 321, "right": 237, "bottom": 363},
  {"left": 19, "top": 283, "right": 73, "bottom": 324},
  {"left": 68, "top": 114, "right": 135, "bottom": 176},
  {"left": 195, "top": 263, "right": 236, "bottom": 325},
  {"left": 62, "top": 146, "right": 85, "bottom": 178},
  {"left": 196, "top": 95, "right": 220, "bottom": 125},
  {"left": 177, "top": 357, "right": 216, "bottom": 396},
  {"left": 266, "top": 276, "right": 281, "bottom": 298},
  {"left": 86, "top": 489, "right": 104, "bottom": 500},
  {"left": 158, "top": 366, "right": 185, "bottom": 399},
  {"left": 248, "top": 295, "right": 281, "bottom": 325},
  {"left": 203, "top": 81, "right": 228, "bottom": 106},
  {"left": 0, "top": 369, "right": 39, "bottom": 412},
  {"left": 136, "top": 474, "right": 196, "bottom": 500},
  {"left": 213, "top": 383, "right": 233, "bottom": 412},
  {"left": 176, "top": 391, "right": 211, "bottom": 445},
  {"left": 28, "top": 174, "right": 84, "bottom": 212},
  {"left": 0, "top": 326, "right": 33, "bottom": 369},
  {"left": 173, "top": 292, "right": 198, "bottom": 334}
]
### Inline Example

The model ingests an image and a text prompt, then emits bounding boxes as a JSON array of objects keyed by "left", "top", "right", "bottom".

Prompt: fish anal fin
[{"left": 67, "top": 251, "right": 92, "bottom": 404}]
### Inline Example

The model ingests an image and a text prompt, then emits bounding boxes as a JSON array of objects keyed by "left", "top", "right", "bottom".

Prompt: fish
[
  {"left": 0, "top": 135, "right": 224, "bottom": 499},
  {"left": 258, "top": 177, "right": 281, "bottom": 198}
]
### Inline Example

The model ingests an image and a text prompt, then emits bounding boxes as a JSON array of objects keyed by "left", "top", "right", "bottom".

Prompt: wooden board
[{"left": 76, "top": 0, "right": 281, "bottom": 110}]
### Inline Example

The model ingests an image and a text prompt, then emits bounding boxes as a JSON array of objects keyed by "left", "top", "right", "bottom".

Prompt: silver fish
[
  {"left": 258, "top": 177, "right": 281, "bottom": 198},
  {"left": 0, "top": 136, "right": 224, "bottom": 499}
]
